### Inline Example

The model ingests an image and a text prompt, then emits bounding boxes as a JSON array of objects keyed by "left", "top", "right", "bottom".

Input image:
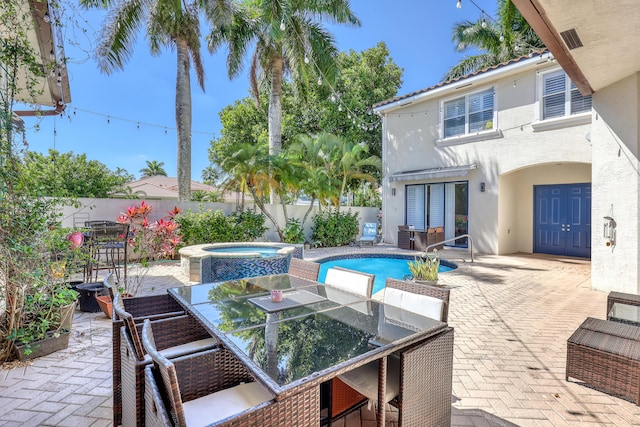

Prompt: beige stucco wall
[
  {"left": 59, "top": 198, "right": 378, "bottom": 244},
  {"left": 381, "top": 61, "right": 592, "bottom": 255},
  {"left": 590, "top": 73, "right": 640, "bottom": 294}
]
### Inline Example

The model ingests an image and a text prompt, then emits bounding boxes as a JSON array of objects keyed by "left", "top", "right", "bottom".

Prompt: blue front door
[{"left": 534, "top": 183, "right": 591, "bottom": 258}]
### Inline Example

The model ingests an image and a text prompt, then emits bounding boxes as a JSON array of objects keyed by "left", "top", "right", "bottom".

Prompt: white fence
[{"left": 59, "top": 198, "right": 379, "bottom": 243}]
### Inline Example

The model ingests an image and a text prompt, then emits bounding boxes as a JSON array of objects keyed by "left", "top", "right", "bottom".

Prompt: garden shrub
[
  {"left": 176, "top": 209, "right": 267, "bottom": 245},
  {"left": 282, "top": 218, "right": 305, "bottom": 244},
  {"left": 311, "top": 210, "right": 359, "bottom": 247}
]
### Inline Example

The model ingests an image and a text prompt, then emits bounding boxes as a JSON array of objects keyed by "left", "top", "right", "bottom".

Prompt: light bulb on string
[
  {"left": 49, "top": 50, "right": 55, "bottom": 61},
  {"left": 499, "top": 33, "right": 505, "bottom": 42},
  {"left": 107, "top": 116, "right": 110, "bottom": 124},
  {"left": 304, "top": 54, "right": 309, "bottom": 64},
  {"left": 280, "top": 19, "right": 285, "bottom": 31},
  {"left": 43, "top": 12, "right": 50, "bottom": 23},
  {"left": 164, "top": 128, "right": 168, "bottom": 135},
  {"left": 338, "top": 105, "right": 342, "bottom": 112},
  {"left": 456, "top": 0, "right": 462, "bottom": 9},
  {"left": 481, "top": 14, "right": 487, "bottom": 28},
  {"left": 330, "top": 94, "right": 336, "bottom": 102},
  {"left": 317, "top": 77, "right": 322, "bottom": 86}
]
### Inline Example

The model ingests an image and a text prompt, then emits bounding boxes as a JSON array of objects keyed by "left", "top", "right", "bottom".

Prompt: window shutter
[
  {"left": 570, "top": 81, "right": 592, "bottom": 114},
  {"left": 469, "top": 88, "right": 494, "bottom": 132},
  {"left": 542, "top": 71, "right": 566, "bottom": 119},
  {"left": 406, "top": 185, "right": 425, "bottom": 229},
  {"left": 443, "top": 98, "right": 466, "bottom": 137},
  {"left": 428, "top": 184, "right": 444, "bottom": 227}
]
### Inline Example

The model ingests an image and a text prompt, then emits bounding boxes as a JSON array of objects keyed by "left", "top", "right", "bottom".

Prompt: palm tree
[
  {"left": 80, "top": 0, "right": 234, "bottom": 201},
  {"left": 443, "top": 0, "right": 545, "bottom": 81},
  {"left": 139, "top": 160, "right": 168, "bottom": 177},
  {"left": 208, "top": 0, "right": 359, "bottom": 202}
]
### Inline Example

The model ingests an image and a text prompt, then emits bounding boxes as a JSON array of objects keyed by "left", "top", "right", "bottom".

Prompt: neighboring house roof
[
  {"left": 374, "top": 50, "right": 548, "bottom": 110},
  {"left": 3, "top": 0, "right": 71, "bottom": 115},
  {"left": 125, "top": 176, "right": 249, "bottom": 203}
]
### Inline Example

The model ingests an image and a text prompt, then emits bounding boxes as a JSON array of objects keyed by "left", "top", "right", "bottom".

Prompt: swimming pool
[{"left": 317, "top": 254, "right": 455, "bottom": 295}]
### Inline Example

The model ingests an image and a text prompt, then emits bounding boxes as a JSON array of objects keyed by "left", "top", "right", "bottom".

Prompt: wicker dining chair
[
  {"left": 336, "top": 278, "right": 451, "bottom": 410},
  {"left": 114, "top": 295, "right": 217, "bottom": 427},
  {"left": 107, "top": 273, "right": 187, "bottom": 427},
  {"left": 324, "top": 266, "right": 375, "bottom": 299},
  {"left": 288, "top": 258, "right": 321, "bottom": 281},
  {"left": 141, "top": 319, "right": 320, "bottom": 427}
]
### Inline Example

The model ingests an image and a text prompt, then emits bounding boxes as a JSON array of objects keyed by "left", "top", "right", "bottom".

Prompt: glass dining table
[{"left": 168, "top": 274, "right": 454, "bottom": 427}]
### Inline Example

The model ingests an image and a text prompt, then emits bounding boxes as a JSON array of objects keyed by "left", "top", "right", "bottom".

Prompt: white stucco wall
[
  {"left": 590, "top": 73, "right": 640, "bottom": 294},
  {"left": 381, "top": 60, "right": 592, "bottom": 255},
  {"left": 59, "top": 198, "right": 378, "bottom": 244}
]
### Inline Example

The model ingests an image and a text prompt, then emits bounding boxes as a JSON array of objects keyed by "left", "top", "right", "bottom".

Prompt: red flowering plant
[{"left": 116, "top": 202, "right": 182, "bottom": 295}]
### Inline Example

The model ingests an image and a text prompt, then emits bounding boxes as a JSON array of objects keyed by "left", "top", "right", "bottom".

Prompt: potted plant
[
  {"left": 407, "top": 250, "right": 440, "bottom": 286},
  {"left": 6, "top": 227, "right": 84, "bottom": 360}
]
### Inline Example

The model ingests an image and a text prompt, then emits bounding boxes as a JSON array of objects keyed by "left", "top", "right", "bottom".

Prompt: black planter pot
[{"left": 76, "top": 282, "right": 107, "bottom": 312}]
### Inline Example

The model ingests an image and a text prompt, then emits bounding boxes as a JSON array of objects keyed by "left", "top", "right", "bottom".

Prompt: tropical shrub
[
  {"left": 311, "top": 210, "right": 359, "bottom": 247},
  {"left": 282, "top": 218, "right": 305, "bottom": 244},
  {"left": 175, "top": 209, "right": 267, "bottom": 245}
]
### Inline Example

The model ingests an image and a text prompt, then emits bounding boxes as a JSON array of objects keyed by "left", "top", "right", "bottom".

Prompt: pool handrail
[{"left": 425, "top": 234, "right": 474, "bottom": 263}]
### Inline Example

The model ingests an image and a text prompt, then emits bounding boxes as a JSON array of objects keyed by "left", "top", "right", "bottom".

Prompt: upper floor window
[
  {"left": 442, "top": 87, "right": 495, "bottom": 138},
  {"left": 541, "top": 70, "right": 592, "bottom": 120}
]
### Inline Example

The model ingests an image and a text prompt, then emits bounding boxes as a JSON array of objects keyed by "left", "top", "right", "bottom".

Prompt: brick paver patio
[{"left": 2, "top": 245, "right": 639, "bottom": 426}]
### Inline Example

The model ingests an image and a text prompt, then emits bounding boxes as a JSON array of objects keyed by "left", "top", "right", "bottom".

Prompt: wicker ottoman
[{"left": 566, "top": 317, "right": 640, "bottom": 404}]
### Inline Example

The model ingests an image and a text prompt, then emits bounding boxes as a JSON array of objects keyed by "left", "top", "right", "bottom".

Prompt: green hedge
[
  {"left": 311, "top": 209, "right": 359, "bottom": 247},
  {"left": 175, "top": 209, "right": 267, "bottom": 245}
]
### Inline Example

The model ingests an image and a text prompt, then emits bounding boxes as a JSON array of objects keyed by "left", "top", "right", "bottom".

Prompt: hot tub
[{"left": 179, "top": 242, "right": 303, "bottom": 282}]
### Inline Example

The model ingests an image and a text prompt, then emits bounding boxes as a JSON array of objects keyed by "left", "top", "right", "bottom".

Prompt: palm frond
[{"left": 95, "top": 0, "right": 148, "bottom": 73}]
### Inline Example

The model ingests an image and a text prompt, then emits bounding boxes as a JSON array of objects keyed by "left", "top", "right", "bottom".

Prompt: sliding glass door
[{"left": 405, "top": 181, "right": 468, "bottom": 247}]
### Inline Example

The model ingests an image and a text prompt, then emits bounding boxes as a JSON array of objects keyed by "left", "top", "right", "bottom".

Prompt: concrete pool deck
[{"left": 2, "top": 244, "right": 639, "bottom": 426}]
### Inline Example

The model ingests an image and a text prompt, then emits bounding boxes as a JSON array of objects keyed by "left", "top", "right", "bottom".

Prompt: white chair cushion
[
  {"left": 324, "top": 287, "right": 372, "bottom": 315},
  {"left": 143, "top": 338, "right": 218, "bottom": 362},
  {"left": 338, "top": 355, "right": 401, "bottom": 403},
  {"left": 383, "top": 287, "right": 444, "bottom": 321},
  {"left": 325, "top": 268, "right": 372, "bottom": 298},
  {"left": 183, "top": 381, "right": 274, "bottom": 426}
]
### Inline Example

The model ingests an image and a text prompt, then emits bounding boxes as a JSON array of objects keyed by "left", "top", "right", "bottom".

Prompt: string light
[
  {"left": 481, "top": 13, "right": 487, "bottom": 28},
  {"left": 304, "top": 54, "right": 309, "bottom": 64},
  {"left": 43, "top": 12, "right": 50, "bottom": 23},
  {"left": 456, "top": 0, "right": 462, "bottom": 9},
  {"left": 317, "top": 77, "right": 322, "bottom": 86},
  {"left": 280, "top": 19, "right": 285, "bottom": 31}
]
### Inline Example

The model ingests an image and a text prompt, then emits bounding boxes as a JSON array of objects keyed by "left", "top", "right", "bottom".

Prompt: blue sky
[{"left": 22, "top": 0, "right": 497, "bottom": 181}]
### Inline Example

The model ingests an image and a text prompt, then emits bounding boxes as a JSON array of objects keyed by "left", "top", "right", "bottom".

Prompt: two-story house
[
  {"left": 511, "top": 1, "right": 640, "bottom": 295},
  {"left": 375, "top": 51, "right": 593, "bottom": 260}
]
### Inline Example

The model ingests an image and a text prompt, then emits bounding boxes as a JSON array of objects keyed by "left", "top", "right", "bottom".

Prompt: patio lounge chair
[
  {"left": 359, "top": 222, "right": 378, "bottom": 246},
  {"left": 337, "top": 278, "right": 450, "bottom": 407}
]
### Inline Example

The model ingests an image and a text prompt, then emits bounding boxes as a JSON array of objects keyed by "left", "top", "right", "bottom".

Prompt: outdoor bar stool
[
  {"left": 141, "top": 319, "right": 320, "bottom": 427},
  {"left": 86, "top": 220, "right": 129, "bottom": 284},
  {"left": 114, "top": 294, "right": 217, "bottom": 427},
  {"left": 288, "top": 258, "right": 321, "bottom": 281},
  {"left": 337, "top": 278, "right": 451, "bottom": 415}
]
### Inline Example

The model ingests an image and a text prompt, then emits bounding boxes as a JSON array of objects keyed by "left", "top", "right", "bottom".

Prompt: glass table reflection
[{"left": 168, "top": 273, "right": 452, "bottom": 427}]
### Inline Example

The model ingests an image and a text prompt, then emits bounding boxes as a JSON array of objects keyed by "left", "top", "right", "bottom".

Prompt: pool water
[
  {"left": 205, "top": 246, "right": 280, "bottom": 257},
  {"left": 318, "top": 256, "right": 453, "bottom": 294}
]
